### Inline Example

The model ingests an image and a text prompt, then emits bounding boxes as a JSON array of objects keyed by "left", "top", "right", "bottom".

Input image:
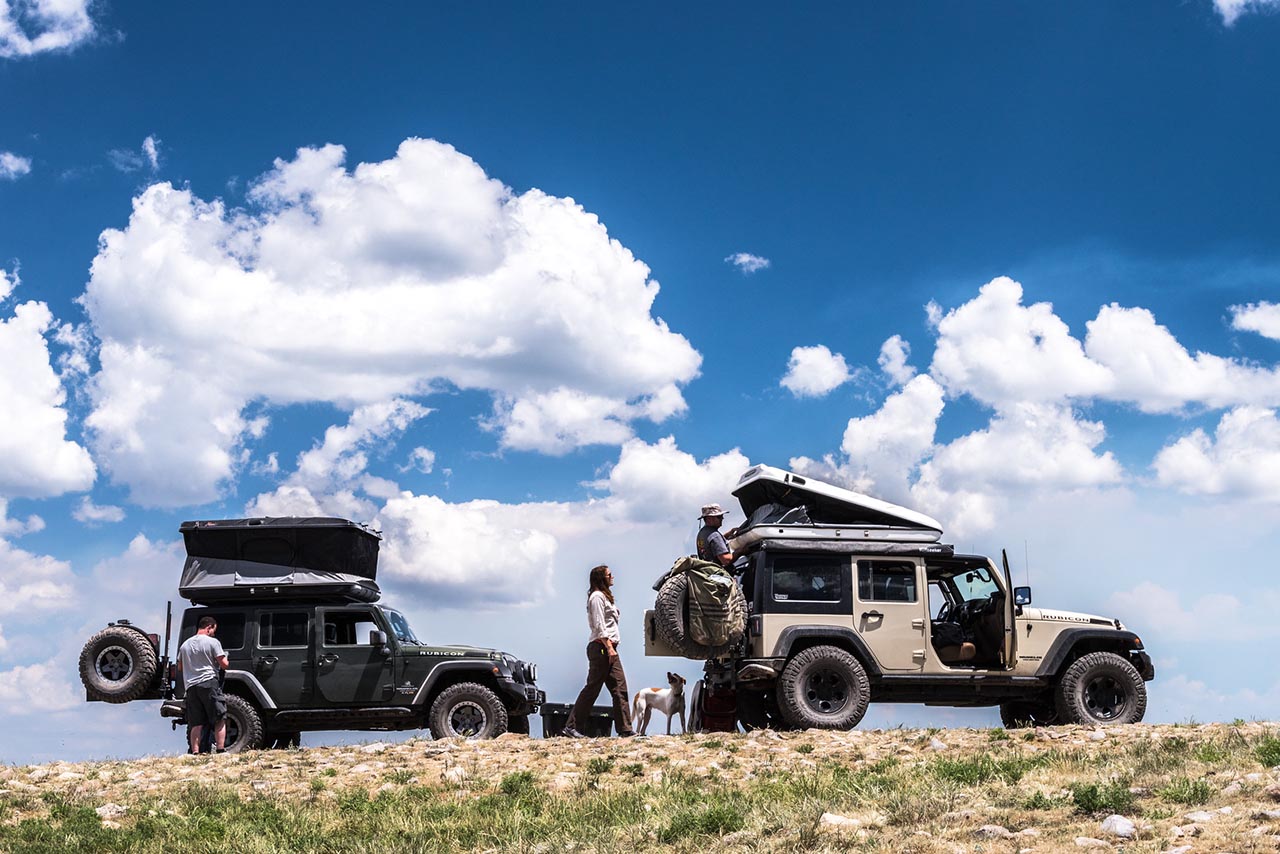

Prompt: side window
[
  {"left": 323, "top": 611, "right": 380, "bottom": 646},
  {"left": 210, "top": 613, "right": 246, "bottom": 651},
  {"left": 857, "top": 561, "right": 918, "bottom": 603},
  {"left": 177, "top": 612, "right": 246, "bottom": 650},
  {"left": 259, "top": 611, "right": 309, "bottom": 647},
  {"left": 771, "top": 555, "right": 844, "bottom": 602}
]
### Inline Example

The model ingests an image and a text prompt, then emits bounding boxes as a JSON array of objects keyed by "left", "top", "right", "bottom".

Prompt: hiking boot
[{"left": 561, "top": 726, "right": 585, "bottom": 738}]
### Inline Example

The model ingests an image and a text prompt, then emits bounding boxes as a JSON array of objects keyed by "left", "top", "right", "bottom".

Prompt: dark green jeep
[{"left": 79, "top": 517, "right": 544, "bottom": 751}]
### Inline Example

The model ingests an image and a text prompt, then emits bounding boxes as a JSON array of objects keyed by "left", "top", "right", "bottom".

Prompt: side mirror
[
  {"left": 370, "top": 629, "right": 390, "bottom": 654},
  {"left": 1013, "top": 586, "right": 1032, "bottom": 607}
]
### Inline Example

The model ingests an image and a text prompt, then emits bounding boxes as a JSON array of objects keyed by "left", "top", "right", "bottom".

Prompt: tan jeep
[{"left": 646, "top": 466, "right": 1154, "bottom": 730}]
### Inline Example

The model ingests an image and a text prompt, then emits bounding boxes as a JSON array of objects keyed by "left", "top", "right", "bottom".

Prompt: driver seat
[{"left": 936, "top": 641, "right": 976, "bottom": 664}]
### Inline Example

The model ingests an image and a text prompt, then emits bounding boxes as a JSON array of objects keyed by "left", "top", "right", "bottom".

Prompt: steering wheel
[{"left": 936, "top": 601, "right": 953, "bottom": 622}]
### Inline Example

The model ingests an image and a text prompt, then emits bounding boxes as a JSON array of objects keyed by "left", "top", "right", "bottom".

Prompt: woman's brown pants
[{"left": 567, "top": 639, "right": 633, "bottom": 735}]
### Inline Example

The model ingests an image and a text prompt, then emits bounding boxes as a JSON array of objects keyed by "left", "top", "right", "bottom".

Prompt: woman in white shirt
[{"left": 563, "top": 564, "right": 637, "bottom": 738}]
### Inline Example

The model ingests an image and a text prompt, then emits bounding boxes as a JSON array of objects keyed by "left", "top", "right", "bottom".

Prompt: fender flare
[
  {"left": 1033, "top": 629, "right": 1143, "bottom": 680},
  {"left": 770, "top": 625, "right": 883, "bottom": 677},
  {"left": 411, "top": 661, "right": 498, "bottom": 706},
  {"left": 223, "top": 670, "right": 278, "bottom": 710}
]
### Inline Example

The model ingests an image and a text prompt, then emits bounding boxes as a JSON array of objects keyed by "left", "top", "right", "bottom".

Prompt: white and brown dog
[{"left": 632, "top": 672, "right": 687, "bottom": 735}]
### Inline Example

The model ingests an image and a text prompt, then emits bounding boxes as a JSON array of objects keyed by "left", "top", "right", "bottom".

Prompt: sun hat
[{"left": 699, "top": 503, "right": 730, "bottom": 519}]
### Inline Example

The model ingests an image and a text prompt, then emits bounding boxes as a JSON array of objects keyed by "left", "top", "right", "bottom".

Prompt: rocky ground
[{"left": 2, "top": 722, "right": 1280, "bottom": 852}]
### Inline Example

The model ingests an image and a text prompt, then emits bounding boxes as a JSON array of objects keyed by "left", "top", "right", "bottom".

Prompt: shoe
[
  {"left": 617, "top": 731, "right": 638, "bottom": 738},
  {"left": 561, "top": 726, "right": 585, "bottom": 738}
]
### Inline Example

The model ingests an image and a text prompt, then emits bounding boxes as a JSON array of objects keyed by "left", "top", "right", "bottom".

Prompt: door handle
[
  {"left": 320, "top": 653, "right": 339, "bottom": 664},
  {"left": 258, "top": 655, "right": 278, "bottom": 666},
  {"left": 862, "top": 610, "right": 883, "bottom": 620}
]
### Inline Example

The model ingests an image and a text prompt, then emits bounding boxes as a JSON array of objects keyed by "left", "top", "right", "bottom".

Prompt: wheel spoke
[{"left": 449, "top": 702, "right": 486, "bottom": 736}]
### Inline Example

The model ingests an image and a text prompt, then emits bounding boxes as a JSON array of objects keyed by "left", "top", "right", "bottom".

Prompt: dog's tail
[{"left": 631, "top": 691, "right": 641, "bottom": 727}]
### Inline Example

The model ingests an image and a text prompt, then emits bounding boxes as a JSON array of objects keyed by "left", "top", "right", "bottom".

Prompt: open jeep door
[{"left": 1001, "top": 549, "right": 1017, "bottom": 669}]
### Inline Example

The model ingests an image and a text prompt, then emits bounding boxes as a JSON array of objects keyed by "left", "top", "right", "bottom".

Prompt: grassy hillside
[{"left": 2, "top": 722, "right": 1278, "bottom": 853}]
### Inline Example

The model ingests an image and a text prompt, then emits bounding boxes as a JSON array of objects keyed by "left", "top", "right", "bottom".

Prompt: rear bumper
[{"left": 160, "top": 699, "right": 186, "bottom": 722}]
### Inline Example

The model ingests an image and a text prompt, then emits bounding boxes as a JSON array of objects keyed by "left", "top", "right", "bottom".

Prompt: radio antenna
[{"left": 1024, "top": 539, "right": 1031, "bottom": 586}]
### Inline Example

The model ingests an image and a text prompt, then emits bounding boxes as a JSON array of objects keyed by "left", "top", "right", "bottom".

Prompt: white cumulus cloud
[
  {"left": 142, "top": 135, "right": 160, "bottom": 170},
  {"left": 72, "top": 497, "right": 125, "bottom": 525},
  {"left": 0, "top": 660, "right": 79, "bottom": 713},
  {"left": 1107, "top": 581, "right": 1280, "bottom": 643},
  {"left": 877, "top": 335, "right": 916, "bottom": 386},
  {"left": 0, "top": 537, "right": 76, "bottom": 615},
  {"left": 791, "top": 374, "right": 945, "bottom": 503},
  {"left": 1213, "top": 0, "right": 1280, "bottom": 25},
  {"left": 930, "top": 276, "right": 1280, "bottom": 414},
  {"left": 248, "top": 399, "right": 430, "bottom": 521},
  {"left": 929, "top": 277, "right": 1111, "bottom": 407},
  {"left": 593, "top": 436, "right": 751, "bottom": 525},
  {"left": 0, "top": 0, "right": 94, "bottom": 58},
  {"left": 1231, "top": 301, "right": 1280, "bottom": 341},
  {"left": 0, "top": 297, "right": 96, "bottom": 498},
  {"left": 245, "top": 434, "right": 748, "bottom": 607},
  {"left": 402, "top": 447, "right": 435, "bottom": 474},
  {"left": 82, "top": 139, "right": 700, "bottom": 506},
  {"left": 780, "top": 345, "right": 852, "bottom": 398},
  {"left": 724, "top": 252, "right": 770, "bottom": 274},
  {"left": 0, "top": 152, "right": 32, "bottom": 179},
  {"left": 1153, "top": 406, "right": 1280, "bottom": 501}
]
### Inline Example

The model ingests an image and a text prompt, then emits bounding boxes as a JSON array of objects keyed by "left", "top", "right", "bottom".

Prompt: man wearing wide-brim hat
[{"left": 696, "top": 503, "right": 735, "bottom": 567}]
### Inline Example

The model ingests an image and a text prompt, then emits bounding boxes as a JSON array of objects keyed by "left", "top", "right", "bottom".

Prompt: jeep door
[
  {"left": 254, "top": 609, "right": 313, "bottom": 707},
  {"left": 315, "top": 606, "right": 395, "bottom": 705},
  {"left": 854, "top": 558, "right": 926, "bottom": 672}
]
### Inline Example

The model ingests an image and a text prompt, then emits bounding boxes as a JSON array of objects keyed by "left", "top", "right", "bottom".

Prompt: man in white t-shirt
[{"left": 178, "top": 616, "right": 229, "bottom": 754}]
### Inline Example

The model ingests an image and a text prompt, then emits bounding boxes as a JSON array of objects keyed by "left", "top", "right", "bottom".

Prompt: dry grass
[{"left": 1, "top": 721, "right": 1278, "bottom": 852}]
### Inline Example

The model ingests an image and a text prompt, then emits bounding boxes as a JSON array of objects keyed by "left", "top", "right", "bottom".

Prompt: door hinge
[
  {"left": 912, "top": 649, "right": 925, "bottom": 661},
  {"left": 911, "top": 618, "right": 925, "bottom": 630}
]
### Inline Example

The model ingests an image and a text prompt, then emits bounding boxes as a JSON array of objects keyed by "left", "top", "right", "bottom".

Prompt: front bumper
[
  {"left": 497, "top": 678, "right": 546, "bottom": 714},
  {"left": 1131, "top": 651, "right": 1155, "bottom": 681}
]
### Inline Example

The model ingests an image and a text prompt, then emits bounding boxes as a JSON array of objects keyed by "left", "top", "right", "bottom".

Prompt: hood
[
  {"left": 1021, "top": 607, "right": 1121, "bottom": 629},
  {"left": 402, "top": 643, "right": 501, "bottom": 659}
]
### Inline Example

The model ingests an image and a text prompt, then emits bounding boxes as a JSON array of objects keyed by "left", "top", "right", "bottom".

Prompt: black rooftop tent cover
[
  {"left": 178, "top": 517, "right": 382, "bottom": 604},
  {"left": 731, "top": 466, "right": 944, "bottom": 534}
]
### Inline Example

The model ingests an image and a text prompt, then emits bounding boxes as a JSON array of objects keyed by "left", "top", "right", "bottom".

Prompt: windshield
[
  {"left": 950, "top": 566, "right": 1001, "bottom": 602},
  {"left": 380, "top": 607, "right": 420, "bottom": 644}
]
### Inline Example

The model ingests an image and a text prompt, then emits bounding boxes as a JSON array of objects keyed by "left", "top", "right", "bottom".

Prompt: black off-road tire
[
  {"left": 737, "top": 687, "right": 792, "bottom": 731},
  {"left": 777, "top": 645, "right": 870, "bottom": 730},
  {"left": 268, "top": 731, "right": 302, "bottom": 749},
  {"left": 223, "top": 694, "right": 265, "bottom": 753},
  {"left": 1054, "top": 652, "right": 1147, "bottom": 726},
  {"left": 654, "top": 573, "right": 747, "bottom": 660},
  {"left": 999, "top": 699, "right": 1061, "bottom": 728},
  {"left": 429, "top": 682, "right": 509, "bottom": 740},
  {"left": 507, "top": 714, "right": 530, "bottom": 736},
  {"left": 79, "top": 627, "right": 158, "bottom": 704}
]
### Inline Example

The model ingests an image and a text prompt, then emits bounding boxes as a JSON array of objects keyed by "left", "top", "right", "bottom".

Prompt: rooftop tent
[
  {"left": 178, "top": 517, "right": 382, "bottom": 604},
  {"left": 730, "top": 465, "right": 944, "bottom": 542}
]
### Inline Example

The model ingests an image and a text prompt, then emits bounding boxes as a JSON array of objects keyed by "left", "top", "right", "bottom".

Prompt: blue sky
[{"left": 2, "top": 1, "right": 1279, "bottom": 763}]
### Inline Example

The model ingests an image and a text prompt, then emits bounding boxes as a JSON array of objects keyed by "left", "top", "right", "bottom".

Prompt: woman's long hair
[{"left": 588, "top": 564, "right": 614, "bottom": 604}]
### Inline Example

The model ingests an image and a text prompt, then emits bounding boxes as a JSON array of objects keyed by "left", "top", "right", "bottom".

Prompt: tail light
[
  {"left": 748, "top": 616, "right": 762, "bottom": 637},
  {"left": 168, "top": 663, "right": 177, "bottom": 682},
  {"left": 147, "top": 633, "right": 160, "bottom": 649}
]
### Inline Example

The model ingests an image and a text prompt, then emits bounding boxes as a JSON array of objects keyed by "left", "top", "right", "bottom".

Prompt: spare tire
[
  {"left": 79, "top": 626, "right": 158, "bottom": 704},
  {"left": 654, "top": 572, "right": 746, "bottom": 660}
]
